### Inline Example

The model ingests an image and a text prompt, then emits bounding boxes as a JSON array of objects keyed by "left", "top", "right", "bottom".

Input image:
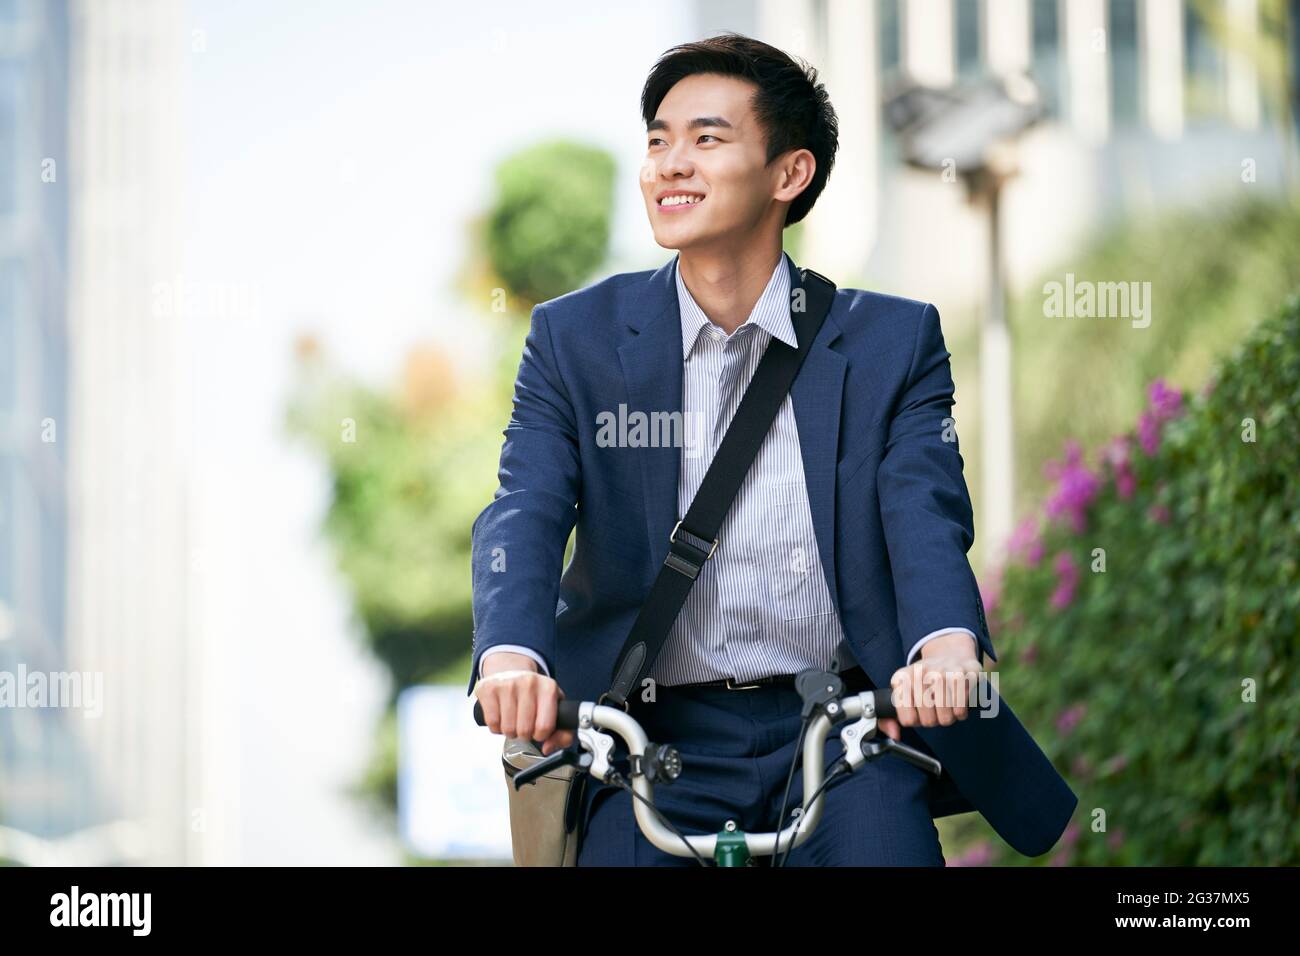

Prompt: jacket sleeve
[
  {"left": 467, "top": 302, "right": 580, "bottom": 695},
  {"left": 876, "top": 302, "right": 997, "bottom": 668}
]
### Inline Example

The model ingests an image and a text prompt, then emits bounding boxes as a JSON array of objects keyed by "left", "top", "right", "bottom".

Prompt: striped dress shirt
[
  {"left": 479, "top": 252, "right": 974, "bottom": 681},
  {"left": 647, "top": 252, "right": 855, "bottom": 685}
]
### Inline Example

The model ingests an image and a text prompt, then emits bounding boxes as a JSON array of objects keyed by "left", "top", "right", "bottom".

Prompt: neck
[{"left": 678, "top": 240, "right": 785, "bottom": 336}]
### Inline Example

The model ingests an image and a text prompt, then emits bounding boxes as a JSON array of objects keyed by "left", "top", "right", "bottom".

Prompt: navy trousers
[{"left": 574, "top": 674, "right": 945, "bottom": 867}]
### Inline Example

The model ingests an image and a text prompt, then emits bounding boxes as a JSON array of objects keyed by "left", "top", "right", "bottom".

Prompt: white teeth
[{"left": 660, "top": 194, "right": 703, "bottom": 206}]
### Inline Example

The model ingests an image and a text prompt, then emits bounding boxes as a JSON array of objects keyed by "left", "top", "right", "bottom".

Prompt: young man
[{"left": 469, "top": 33, "right": 1076, "bottom": 865}]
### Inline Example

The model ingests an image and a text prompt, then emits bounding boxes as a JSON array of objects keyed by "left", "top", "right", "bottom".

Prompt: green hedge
[
  {"left": 1008, "top": 196, "right": 1300, "bottom": 512},
  {"left": 969, "top": 295, "right": 1300, "bottom": 865}
]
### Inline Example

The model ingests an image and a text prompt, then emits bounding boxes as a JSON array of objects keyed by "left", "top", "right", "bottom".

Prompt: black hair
[{"left": 640, "top": 31, "right": 840, "bottom": 227}]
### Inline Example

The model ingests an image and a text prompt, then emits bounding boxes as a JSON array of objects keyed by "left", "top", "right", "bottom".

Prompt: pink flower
[
  {"left": 1137, "top": 379, "right": 1185, "bottom": 456},
  {"left": 1044, "top": 441, "right": 1102, "bottom": 533},
  {"left": 1071, "top": 754, "right": 1092, "bottom": 779},
  {"left": 1148, "top": 379, "right": 1183, "bottom": 421},
  {"left": 1104, "top": 437, "right": 1137, "bottom": 499},
  {"left": 946, "top": 842, "right": 995, "bottom": 867},
  {"left": 1049, "top": 551, "right": 1079, "bottom": 609},
  {"left": 1062, "top": 822, "right": 1081, "bottom": 847},
  {"left": 1147, "top": 503, "right": 1170, "bottom": 524},
  {"left": 1103, "top": 753, "right": 1129, "bottom": 775},
  {"left": 1137, "top": 410, "right": 1160, "bottom": 455},
  {"left": 1102, "top": 436, "right": 1131, "bottom": 471},
  {"left": 979, "top": 573, "right": 1002, "bottom": 617},
  {"left": 1043, "top": 437, "right": 1082, "bottom": 475},
  {"left": 1007, "top": 516, "right": 1044, "bottom": 567},
  {"left": 1115, "top": 469, "right": 1136, "bottom": 499},
  {"left": 1056, "top": 703, "right": 1086, "bottom": 736},
  {"left": 1021, "top": 641, "right": 1038, "bottom": 666},
  {"left": 1107, "top": 828, "right": 1126, "bottom": 851}
]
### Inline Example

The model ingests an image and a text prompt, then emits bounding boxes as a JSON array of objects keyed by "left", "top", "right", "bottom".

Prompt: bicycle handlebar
[
  {"left": 471, "top": 689, "right": 895, "bottom": 730},
  {"left": 470, "top": 683, "right": 916, "bottom": 862}
]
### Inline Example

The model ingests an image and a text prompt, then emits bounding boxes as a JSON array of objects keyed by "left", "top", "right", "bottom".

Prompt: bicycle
[{"left": 472, "top": 668, "right": 944, "bottom": 867}]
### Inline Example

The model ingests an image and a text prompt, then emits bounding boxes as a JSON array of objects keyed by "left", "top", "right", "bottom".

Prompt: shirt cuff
[
  {"left": 479, "top": 645, "right": 551, "bottom": 680},
  {"left": 906, "top": 627, "right": 979, "bottom": 666}
]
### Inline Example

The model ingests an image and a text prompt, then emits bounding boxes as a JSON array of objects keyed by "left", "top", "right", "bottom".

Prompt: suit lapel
[
  {"left": 784, "top": 254, "right": 848, "bottom": 618},
  {"left": 618, "top": 255, "right": 683, "bottom": 573}
]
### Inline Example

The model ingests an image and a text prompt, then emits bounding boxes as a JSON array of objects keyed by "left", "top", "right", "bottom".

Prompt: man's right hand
[{"left": 473, "top": 652, "right": 575, "bottom": 756}]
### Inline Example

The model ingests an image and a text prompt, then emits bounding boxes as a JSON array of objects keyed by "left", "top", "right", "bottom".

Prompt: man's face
[{"left": 640, "top": 72, "right": 781, "bottom": 253}]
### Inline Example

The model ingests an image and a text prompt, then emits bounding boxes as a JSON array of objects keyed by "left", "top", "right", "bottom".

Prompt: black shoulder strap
[{"left": 603, "top": 267, "right": 837, "bottom": 708}]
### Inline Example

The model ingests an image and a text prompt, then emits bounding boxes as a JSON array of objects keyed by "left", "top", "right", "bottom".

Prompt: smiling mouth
[{"left": 658, "top": 194, "right": 706, "bottom": 208}]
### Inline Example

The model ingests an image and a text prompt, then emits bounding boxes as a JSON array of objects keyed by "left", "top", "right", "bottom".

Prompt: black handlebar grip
[
  {"left": 555, "top": 700, "right": 582, "bottom": 730},
  {"left": 471, "top": 698, "right": 585, "bottom": 731},
  {"left": 871, "top": 687, "right": 896, "bottom": 720}
]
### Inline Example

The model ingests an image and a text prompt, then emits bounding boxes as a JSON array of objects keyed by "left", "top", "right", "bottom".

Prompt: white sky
[{"left": 181, "top": 0, "right": 699, "bottom": 864}]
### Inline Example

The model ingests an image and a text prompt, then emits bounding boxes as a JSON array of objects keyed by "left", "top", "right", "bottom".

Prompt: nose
[{"left": 658, "top": 139, "right": 694, "bottom": 180}]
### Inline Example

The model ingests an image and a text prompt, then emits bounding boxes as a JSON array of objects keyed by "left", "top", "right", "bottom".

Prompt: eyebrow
[{"left": 646, "top": 116, "right": 734, "bottom": 133}]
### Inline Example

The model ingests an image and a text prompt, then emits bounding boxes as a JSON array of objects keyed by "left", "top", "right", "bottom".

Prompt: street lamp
[{"left": 883, "top": 72, "right": 1044, "bottom": 567}]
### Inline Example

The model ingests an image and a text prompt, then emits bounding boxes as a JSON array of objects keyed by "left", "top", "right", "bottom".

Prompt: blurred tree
[
  {"left": 285, "top": 138, "right": 616, "bottom": 820},
  {"left": 481, "top": 140, "right": 617, "bottom": 311},
  {"left": 284, "top": 337, "right": 498, "bottom": 688}
]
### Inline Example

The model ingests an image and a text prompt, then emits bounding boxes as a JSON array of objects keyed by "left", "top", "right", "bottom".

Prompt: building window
[
  {"left": 956, "top": 0, "right": 982, "bottom": 78},
  {"left": 1109, "top": 0, "right": 1139, "bottom": 126},
  {"left": 0, "top": 263, "right": 12, "bottom": 414},
  {"left": 1032, "top": 0, "right": 1064, "bottom": 118},
  {"left": 878, "top": 0, "right": 904, "bottom": 158},
  {"left": 880, "top": 0, "right": 901, "bottom": 77},
  {"left": 0, "top": 462, "right": 12, "bottom": 610},
  {"left": 1183, "top": 1, "right": 1225, "bottom": 119},
  {"left": 0, "top": 62, "right": 19, "bottom": 218}
]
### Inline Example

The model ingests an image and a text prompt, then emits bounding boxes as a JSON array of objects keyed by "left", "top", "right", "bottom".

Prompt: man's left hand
[{"left": 878, "top": 632, "right": 983, "bottom": 742}]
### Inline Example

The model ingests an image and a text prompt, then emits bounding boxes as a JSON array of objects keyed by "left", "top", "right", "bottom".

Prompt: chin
[
  {"left": 648, "top": 229, "right": 682, "bottom": 250},
  {"left": 652, "top": 229, "right": 709, "bottom": 253}
]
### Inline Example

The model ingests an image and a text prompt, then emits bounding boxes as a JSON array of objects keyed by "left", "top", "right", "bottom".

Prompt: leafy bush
[{"left": 970, "top": 295, "right": 1300, "bottom": 865}]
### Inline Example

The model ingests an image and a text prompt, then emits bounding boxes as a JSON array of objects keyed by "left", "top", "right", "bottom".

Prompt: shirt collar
[{"left": 675, "top": 252, "right": 797, "bottom": 360}]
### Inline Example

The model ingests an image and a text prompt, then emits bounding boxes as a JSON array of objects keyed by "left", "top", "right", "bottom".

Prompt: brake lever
[
  {"left": 512, "top": 744, "right": 593, "bottom": 790},
  {"left": 860, "top": 736, "right": 943, "bottom": 777}
]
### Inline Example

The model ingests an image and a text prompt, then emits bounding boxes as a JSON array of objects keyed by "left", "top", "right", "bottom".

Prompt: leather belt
[{"left": 668, "top": 666, "right": 874, "bottom": 693}]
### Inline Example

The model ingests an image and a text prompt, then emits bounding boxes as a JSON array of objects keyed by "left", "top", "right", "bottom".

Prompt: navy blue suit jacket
[{"left": 469, "top": 252, "right": 1078, "bottom": 857}]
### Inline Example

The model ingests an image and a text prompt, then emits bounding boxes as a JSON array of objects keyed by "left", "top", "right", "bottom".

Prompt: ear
[{"left": 772, "top": 148, "right": 816, "bottom": 204}]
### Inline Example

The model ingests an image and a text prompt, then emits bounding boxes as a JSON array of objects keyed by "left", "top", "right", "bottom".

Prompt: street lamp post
[{"left": 884, "top": 74, "right": 1043, "bottom": 567}]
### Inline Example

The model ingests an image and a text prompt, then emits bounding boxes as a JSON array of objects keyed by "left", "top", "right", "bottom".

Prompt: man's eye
[
  {"left": 648, "top": 137, "right": 665, "bottom": 147},
  {"left": 697, "top": 134, "right": 719, "bottom": 143}
]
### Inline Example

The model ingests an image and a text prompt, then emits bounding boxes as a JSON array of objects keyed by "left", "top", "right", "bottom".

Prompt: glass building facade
[{"left": 0, "top": 0, "right": 104, "bottom": 855}]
